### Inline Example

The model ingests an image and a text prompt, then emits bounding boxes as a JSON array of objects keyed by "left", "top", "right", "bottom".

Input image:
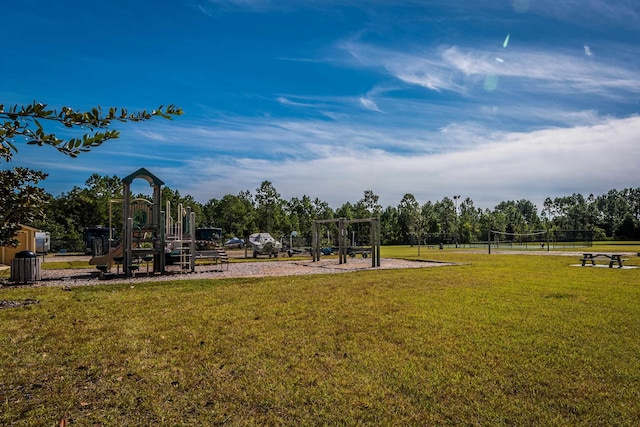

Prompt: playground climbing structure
[
  {"left": 121, "top": 168, "right": 165, "bottom": 277},
  {"left": 90, "top": 168, "right": 199, "bottom": 277}
]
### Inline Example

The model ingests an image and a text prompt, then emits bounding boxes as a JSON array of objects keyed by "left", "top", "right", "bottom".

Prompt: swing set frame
[{"left": 312, "top": 217, "right": 381, "bottom": 267}]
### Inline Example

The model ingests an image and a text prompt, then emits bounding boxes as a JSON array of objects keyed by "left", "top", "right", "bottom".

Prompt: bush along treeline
[{"left": 29, "top": 174, "right": 640, "bottom": 252}]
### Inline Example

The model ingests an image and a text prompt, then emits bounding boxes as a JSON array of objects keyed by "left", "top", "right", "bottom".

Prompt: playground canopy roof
[{"left": 121, "top": 168, "right": 164, "bottom": 187}]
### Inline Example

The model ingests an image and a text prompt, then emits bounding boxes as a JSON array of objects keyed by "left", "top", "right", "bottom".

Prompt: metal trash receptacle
[{"left": 10, "top": 251, "right": 42, "bottom": 284}]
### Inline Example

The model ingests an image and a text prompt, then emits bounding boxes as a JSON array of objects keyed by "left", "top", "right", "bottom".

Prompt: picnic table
[{"left": 580, "top": 253, "right": 626, "bottom": 268}]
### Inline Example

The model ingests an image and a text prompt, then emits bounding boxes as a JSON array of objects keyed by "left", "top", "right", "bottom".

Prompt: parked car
[{"left": 224, "top": 237, "right": 245, "bottom": 249}]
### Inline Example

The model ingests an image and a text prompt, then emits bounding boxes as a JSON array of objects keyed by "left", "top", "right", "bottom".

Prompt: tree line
[
  {"left": 30, "top": 174, "right": 640, "bottom": 252},
  {"left": 4, "top": 102, "right": 637, "bottom": 252}
]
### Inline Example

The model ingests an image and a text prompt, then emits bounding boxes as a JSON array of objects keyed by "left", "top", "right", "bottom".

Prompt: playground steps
[{"left": 193, "top": 248, "right": 229, "bottom": 271}]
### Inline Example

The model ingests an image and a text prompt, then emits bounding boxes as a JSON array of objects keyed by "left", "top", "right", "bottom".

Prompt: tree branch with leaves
[
  {"left": 0, "top": 101, "right": 182, "bottom": 246},
  {"left": 1, "top": 101, "right": 182, "bottom": 160}
]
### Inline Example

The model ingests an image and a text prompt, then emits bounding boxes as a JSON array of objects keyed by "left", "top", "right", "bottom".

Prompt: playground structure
[
  {"left": 312, "top": 218, "right": 381, "bottom": 267},
  {"left": 90, "top": 168, "right": 226, "bottom": 277},
  {"left": 89, "top": 169, "right": 382, "bottom": 277}
]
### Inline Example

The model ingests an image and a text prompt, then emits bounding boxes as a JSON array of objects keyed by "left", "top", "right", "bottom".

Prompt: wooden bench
[
  {"left": 194, "top": 249, "right": 229, "bottom": 271},
  {"left": 580, "top": 253, "right": 627, "bottom": 268}
]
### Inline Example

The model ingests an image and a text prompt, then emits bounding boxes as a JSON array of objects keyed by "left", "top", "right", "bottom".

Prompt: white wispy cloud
[
  {"left": 167, "top": 115, "right": 640, "bottom": 209},
  {"left": 340, "top": 40, "right": 465, "bottom": 93},
  {"left": 442, "top": 45, "right": 640, "bottom": 95},
  {"left": 584, "top": 45, "right": 593, "bottom": 57},
  {"left": 277, "top": 96, "right": 315, "bottom": 107},
  {"left": 197, "top": 4, "right": 212, "bottom": 16},
  {"left": 342, "top": 40, "right": 640, "bottom": 99},
  {"left": 134, "top": 130, "right": 168, "bottom": 141},
  {"left": 359, "top": 97, "right": 382, "bottom": 112}
]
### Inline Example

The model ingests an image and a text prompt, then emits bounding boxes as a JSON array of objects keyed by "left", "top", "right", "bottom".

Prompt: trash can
[
  {"left": 10, "top": 251, "right": 42, "bottom": 284},
  {"left": 439, "top": 243, "right": 444, "bottom": 250}
]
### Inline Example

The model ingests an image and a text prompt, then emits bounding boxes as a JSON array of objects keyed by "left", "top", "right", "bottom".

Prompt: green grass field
[{"left": 1, "top": 246, "right": 639, "bottom": 425}]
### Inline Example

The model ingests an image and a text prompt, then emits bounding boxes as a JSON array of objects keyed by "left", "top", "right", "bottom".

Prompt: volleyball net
[{"left": 488, "top": 229, "right": 593, "bottom": 253}]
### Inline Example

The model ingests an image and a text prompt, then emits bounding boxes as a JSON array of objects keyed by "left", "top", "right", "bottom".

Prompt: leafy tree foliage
[
  {"left": 380, "top": 206, "right": 401, "bottom": 245},
  {"left": 397, "top": 193, "right": 420, "bottom": 244},
  {"left": 13, "top": 170, "right": 640, "bottom": 249},
  {"left": 335, "top": 202, "right": 355, "bottom": 220},
  {"left": 0, "top": 168, "right": 47, "bottom": 246},
  {"left": 204, "top": 192, "right": 256, "bottom": 240},
  {"left": 255, "top": 181, "right": 285, "bottom": 233},
  {"left": 458, "top": 197, "right": 479, "bottom": 244},
  {"left": 617, "top": 213, "right": 640, "bottom": 240},
  {"left": 33, "top": 175, "right": 125, "bottom": 252},
  {"left": 285, "top": 195, "right": 333, "bottom": 240},
  {"left": 357, "top": 190, "right": 382, "bottom": 217}
]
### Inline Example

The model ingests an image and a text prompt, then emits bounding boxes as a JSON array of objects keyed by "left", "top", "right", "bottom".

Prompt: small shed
[{"left": 0, "top": 224, "right": 40, "bottom": 265}]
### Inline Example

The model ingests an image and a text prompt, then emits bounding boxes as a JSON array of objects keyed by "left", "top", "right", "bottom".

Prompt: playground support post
[
  {"left": 338, "top": 218, "right": 346, "bottom": 264},
  {"left": 312, "top": 222, "right": 319, "bottom": 262},
  {"left": 371, "top": 217, "right": 381, "bottom": 267},
  {"left": 159, "top": 211, "right": 166, "bottom": 272},
  {"left": 124, "top": 217, "right": 133, "bottom": 276},
  {"left": 189, "top": 211, "right": 196, "bottom": 272},
  {"left": 123, "top": 178, "right": 133, "bottom": 276}
]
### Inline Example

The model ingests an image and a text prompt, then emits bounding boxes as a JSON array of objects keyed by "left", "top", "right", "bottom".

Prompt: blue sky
[{"left": 2, "top": 0, "right": 639, "bottom": 210}]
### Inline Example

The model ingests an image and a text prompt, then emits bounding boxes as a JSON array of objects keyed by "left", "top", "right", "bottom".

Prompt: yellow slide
[{"left": 89, "top": 244, "right": 124, "bottom": 266}]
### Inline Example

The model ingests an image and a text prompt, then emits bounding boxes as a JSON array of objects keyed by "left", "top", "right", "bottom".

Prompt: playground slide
[{"left": 89, "top": 244, "right": 125, "bottom": 266}]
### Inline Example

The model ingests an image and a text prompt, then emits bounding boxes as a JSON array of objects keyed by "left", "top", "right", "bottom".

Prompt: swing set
[{"left": 311, "top": 218, "right": 381, "bottom": 267}]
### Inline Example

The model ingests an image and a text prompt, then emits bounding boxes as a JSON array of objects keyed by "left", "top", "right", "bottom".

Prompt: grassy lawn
[{"left": 1, "top": 247, "right": 639, "bottom": 425}]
